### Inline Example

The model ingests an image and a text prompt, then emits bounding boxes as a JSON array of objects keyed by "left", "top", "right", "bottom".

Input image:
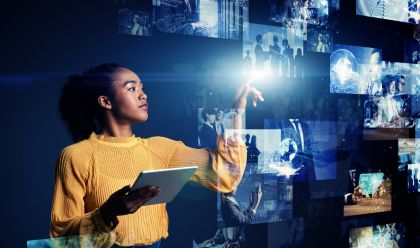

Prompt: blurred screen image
[
  {"left": 330, "top": 45, "right": 382, "bottom": 94},
  {"left": 344, "top": 171, "right": 392, "bottom": 216},
  {"left": 306, "top": 27, "right": 333, "bottom": 53},
  {"left": 243, "top": 23, "right": 305, "bottom": 78},
  {"left": 264, "top": 119, "right": 337, "bottom": 181},
  {"left": 268, "top": 0, "right": 329, "bottom": 27},
  {"left": 363, "top": 64, "right": 418, "bottom": 128},
  {"left": 407, "top": 164, "right": 420, "bottom": 193},
  {"left": 349, "top": 223, "right": 406, "bottom": 248},
  {"left": 118, "top": 9, "right": 152, "bottom": 36},
  {"left": 356, "top": 0, "right": 417, "bottom": 24},
  {"left": 216, "top": 129, "right": 293, "bottom": 227},
  {"left": 197, "top": 108, "right": 245, "bottom": 149},
  {"left": 152, "top": 0, "right": 248, "bottom": 39}
]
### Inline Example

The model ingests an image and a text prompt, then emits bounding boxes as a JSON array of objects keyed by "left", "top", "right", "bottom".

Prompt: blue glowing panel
[
  {"left": 307, "top": 120, "right": 337, "bottom": 180},
  {"left": 358, "top": 173, "right": 384, "bottom": 196},
  {"left": 404, "top": 38, "right": 420, "bottom": 64},
  {"left": 349, "top": 223, "right": 406, "bottom": 248},
  {"left": 264, "top": 119, "right": 337, "bottom": 181},
  {"left": 398, "top": 138, "right": 416, "bottom": 172},
  {"left": 413, "top": 92, "right": 420, "bottom": 130},
  {"left": 268, "top": 0, "right": 329, "bottom": 27},
  {"left": 306, "top": 28, "right": 333, "bottom": 53},
  {"left": 243, "top": 23, "right": 304, "bottom": 78},
  {"left": 363, "top": 62, "right": 419, "bottom": 128},
  {"left": 408, "top": 164, "right": 420, "bottom": 193},
  {"left": 383, "top": 62, "right": 418, "bottom": 95},
  {"left": 152, "top": 0, "right": 248, "bottom": 40},
  {"left": 330, "top": 44, "right": 382, "bottom": 94},
  {"left": 356, "top": 0, "right": 417, "bottom": 24},
  {"left": 197, "top": 108, "right": 246, "bottom": 148},
  {"left": 223, "top": 129, "right": 283, "bottom": 175},
  {"left": 216, "top": 129, "right": 293, "bottom": 227},
  {"left": 331, "top": 0, "right": 340, "bottom": 11},
  {"left": 118, "top": 9, "right": 153, "bottom": 36}
]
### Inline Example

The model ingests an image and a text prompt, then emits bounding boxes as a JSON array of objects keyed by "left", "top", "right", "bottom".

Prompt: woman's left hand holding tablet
[{"left": 99, "top": 185, "right": 161, "bottom": 226}]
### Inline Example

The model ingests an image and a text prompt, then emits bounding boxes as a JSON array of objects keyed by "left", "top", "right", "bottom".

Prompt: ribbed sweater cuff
[{"left": 92, "top": 208, "right": 119, "bottom": 233}]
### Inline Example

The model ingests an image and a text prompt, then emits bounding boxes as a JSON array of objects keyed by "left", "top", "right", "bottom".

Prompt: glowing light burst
[
  {"left": 269, "top": 163, "right": 300, "bottom": 177},
  {"left": 332, "top": 57, "right": 354, "bottom": 85},
  {"left": 250, "top": 70, "right": 270, "bottom": 80}
]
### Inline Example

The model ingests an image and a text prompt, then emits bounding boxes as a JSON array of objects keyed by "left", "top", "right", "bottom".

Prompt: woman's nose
[{"left": 139, "top": 92, "right": 147, "bottom": 100}]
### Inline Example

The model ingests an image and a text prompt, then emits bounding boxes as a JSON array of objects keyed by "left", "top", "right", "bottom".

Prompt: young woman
[
  {"left": 50, "top": 63, "right": 263, "bottom": 247},
  {"left": 375, "top": 75, "right": 401, "bottom": 127}
]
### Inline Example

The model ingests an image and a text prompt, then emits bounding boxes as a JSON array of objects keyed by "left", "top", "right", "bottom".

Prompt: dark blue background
[{"left": 1, "top": 0, "right": 419, "bottom": 247}]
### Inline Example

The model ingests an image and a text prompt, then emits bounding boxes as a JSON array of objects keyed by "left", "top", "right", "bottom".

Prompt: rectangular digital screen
[
  {"left": 197, "top": 108, "right": 245, "bottom": 148},
  {"left": 330, "top": 44, "right": 382, "bottom": 94},
  {"left": 363, "top": 62, "right": 419, "bottom": 128},
  {"left": 408, "top": 164, "right": 420, "bottom": 193},
  {"left": 152, "top": 0, "right": 248, "bottom": 40},
  {"left": 306, "top": 28, "right": 333, "bottom": 53},
  {"left": 264, "top": 119, "right": 337, "bottom": 181},
  {"left": 268, "top": 0, "right": 329, "bottom": 27},
  {"left": 349, "top": 223, "right": 406, "bottom": 248},
  {"left": 398, "top": 138, "right": 416, "bottom": 172},
  {"left": 404, "top": 38, "right": 420, "bottom": 64},
  {"left": 358, "top": 173, "right": 384, "bottom": 196},
  {"left": 344, "top": 171, "right": 391, "bottom": 216},
  {"left": 118, "top": 9, "right": 153, "bottom": 36},
  {"left": 216, "top": 129, "right": 293, "bottom": 227},
  {"left": 356, "top": 0, "right": 417, "bottom": 24},
  {"left": 243, "top": 23, "right": 304, "bottom": 78}
]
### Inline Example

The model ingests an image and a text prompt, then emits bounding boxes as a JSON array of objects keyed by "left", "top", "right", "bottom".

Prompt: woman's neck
[{"left": 100, "top": 123, "right": 133, "bottom": 137}]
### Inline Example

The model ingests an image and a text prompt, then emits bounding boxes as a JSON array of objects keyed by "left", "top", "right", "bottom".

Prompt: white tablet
[{"left": 131, "top": 166, "right": 198, "bottom": 206}]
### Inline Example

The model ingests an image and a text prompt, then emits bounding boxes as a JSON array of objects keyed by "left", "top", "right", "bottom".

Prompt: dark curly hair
[{"left": 59, "top": 63, "right": 123, "bottom": 142}]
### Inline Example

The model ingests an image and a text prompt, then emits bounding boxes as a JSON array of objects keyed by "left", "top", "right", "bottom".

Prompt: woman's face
[
  {"left": 388, "top": 81, "right": 396, "bottom": 96},
  {"left": 109, "top": 68, "right": 148, "bottom": 123}
]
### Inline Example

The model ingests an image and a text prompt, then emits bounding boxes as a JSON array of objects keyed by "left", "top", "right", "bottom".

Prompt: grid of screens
[
  {"left": 152, "top": 0, "right": 248, "bottom": 39},
  {"left": 118, "top": 0, "right": 249, "bottom": 39},
  {"left": 101, "top": 1, "right": 420, "bottom": 247},
  {"left": 26, "top": 1, "right": 420, "bottom": 247}
]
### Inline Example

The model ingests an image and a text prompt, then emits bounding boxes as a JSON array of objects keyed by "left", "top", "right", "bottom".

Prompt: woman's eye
[{"left": 129, "top": 87, "right": 135, "bottom": 92}]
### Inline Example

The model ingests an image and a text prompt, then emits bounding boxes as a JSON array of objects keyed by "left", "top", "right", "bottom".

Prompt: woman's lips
[{"left": 139, "top": 104, "right": 148, "bottom": 110}]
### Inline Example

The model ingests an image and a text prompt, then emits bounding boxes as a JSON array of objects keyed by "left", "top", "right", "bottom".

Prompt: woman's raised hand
[{"left": 233, "top": 78, "right": 264, "bottom": 109}]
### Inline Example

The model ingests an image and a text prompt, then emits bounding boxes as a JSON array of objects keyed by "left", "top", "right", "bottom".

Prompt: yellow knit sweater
[{"left": 50, "top": 133, "right": 246, "bottom": 246}]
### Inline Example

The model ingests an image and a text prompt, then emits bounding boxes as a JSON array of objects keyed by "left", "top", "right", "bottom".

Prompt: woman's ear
[{"left": 98, "top": 96, "right": 112, "bottom": 110}]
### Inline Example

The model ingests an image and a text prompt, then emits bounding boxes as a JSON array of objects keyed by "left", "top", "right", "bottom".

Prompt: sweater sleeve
[
  {"left": 167, "top": 136, "right": 247, "bottom": 193},
  {"left": 50, "top": 146, "right": 117, "bottom": 247}
]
